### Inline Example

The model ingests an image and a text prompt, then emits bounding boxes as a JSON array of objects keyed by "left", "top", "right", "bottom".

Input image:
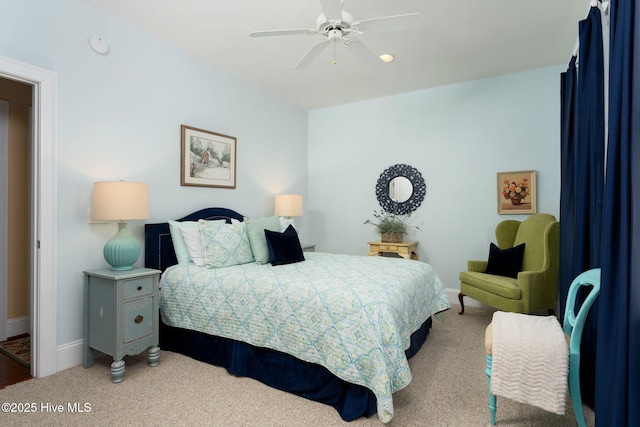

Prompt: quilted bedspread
[{"left": 160, "top": 252, "right": 450, "bottom": 422}]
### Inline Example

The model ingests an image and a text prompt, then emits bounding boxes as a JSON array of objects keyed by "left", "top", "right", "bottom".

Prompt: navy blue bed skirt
[{"left": 160, "top": 316, "right": 432, "bottom": 421}]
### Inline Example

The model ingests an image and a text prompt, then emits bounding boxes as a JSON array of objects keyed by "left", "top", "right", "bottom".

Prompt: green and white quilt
[{"left": 160, "top": 252, "right": 450, "bottom": 422}]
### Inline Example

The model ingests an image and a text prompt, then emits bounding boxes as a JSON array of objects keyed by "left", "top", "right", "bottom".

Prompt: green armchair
[{"left": 458, "top": 213, "right": 560, "bottom": 315}]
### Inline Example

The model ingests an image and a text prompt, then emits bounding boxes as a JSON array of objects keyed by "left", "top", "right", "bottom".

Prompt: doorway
[
  {"left": 0, "top": 80, "right": 32, "bottom": 387},
  {"left": 0, "top": 54, "right": 57, "bottom": 379}
]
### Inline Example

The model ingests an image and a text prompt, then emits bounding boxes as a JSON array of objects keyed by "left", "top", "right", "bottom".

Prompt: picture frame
[
  {"left": 497, "top": 170, "right": 537, "bottom": 214},
  {"left": 181, "top": 125, "right": 236, "bottom": 189}
]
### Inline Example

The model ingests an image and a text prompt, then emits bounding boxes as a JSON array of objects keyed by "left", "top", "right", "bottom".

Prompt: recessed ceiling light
[{"left": 379, "top": 54, "right": 394, "bottom": 63}]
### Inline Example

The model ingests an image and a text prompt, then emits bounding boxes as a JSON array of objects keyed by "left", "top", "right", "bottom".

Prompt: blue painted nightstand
[{"left": 83, "top": 267, "right": 161, "bottom": 383}]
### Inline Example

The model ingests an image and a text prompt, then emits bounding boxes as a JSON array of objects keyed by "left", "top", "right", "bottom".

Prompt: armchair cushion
[
  {"left": 459, "top": 271, "right": 521, "bottom": 300},
  {"left": 484, "top": 242, "right": 525, "bottom": 278}
]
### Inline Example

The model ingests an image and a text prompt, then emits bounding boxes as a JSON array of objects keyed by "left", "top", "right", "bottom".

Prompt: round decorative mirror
[
  {"left": 389, "top": 176, "right": 413, "bottom": 203},
  {"left": 375, "top": 164, "right": 426, "bottom": 215}
]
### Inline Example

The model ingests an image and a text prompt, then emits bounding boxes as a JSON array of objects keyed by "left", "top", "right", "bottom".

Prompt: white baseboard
[
  {"left": 4, "top": 317, "right": 82, "bottom": 376},
  {"left": 56, "top": 339, "right": 83, "bottom": 373},
  {"left": 7, "top": 315, "right": 29, "bottom": 338}
]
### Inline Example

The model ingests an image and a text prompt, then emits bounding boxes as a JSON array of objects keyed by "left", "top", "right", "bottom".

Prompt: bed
[{"left": 144, "top": 208, "right": 450, "bottom": 423}]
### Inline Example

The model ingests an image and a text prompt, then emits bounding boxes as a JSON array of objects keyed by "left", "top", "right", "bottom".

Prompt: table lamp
[
  {"left": 275, "top": 194, "right": 303, "bottom": 219},
  {"left": 92, "top": 181, "right": 150, "bottom": 270}
]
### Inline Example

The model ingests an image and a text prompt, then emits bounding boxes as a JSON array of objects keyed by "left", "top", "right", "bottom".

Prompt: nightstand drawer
[
  {"left": 123, "top": 276, "right": 154, "bottom": 300},
  {"left": 377, "top": 244, "right": 398, "bottom": 251},
  {"left": 123, "top": 297, "right": 154, "bottom": 342}
]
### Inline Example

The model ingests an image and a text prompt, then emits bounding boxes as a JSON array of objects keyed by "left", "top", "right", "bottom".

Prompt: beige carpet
[{"left": 0, "top": 306, "right": 594, "bottom": 426}]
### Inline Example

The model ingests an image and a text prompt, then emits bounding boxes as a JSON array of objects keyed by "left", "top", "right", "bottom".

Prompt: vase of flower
[{"left": 511, "top": 197, "right": 522, "bottom": 205}]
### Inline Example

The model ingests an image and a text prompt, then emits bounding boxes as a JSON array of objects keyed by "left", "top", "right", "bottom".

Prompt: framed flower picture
[
  {"left": 497, "top": 170, "right": 537, "bottom": 214},
  {"left": 181, "top": 125, "right": 236, "bottom": 189}
]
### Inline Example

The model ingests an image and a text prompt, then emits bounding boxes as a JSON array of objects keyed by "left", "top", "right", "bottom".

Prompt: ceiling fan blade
[
  {"left": 320, "top": 0, "right": 343, "bottom": 22},
  {"left": 294, "top": 42, "right": 329, "bottom": 70},
  {"left": 249, "top": 28, "right": 317, "bottom": 38},
  {"left": 355, "top": 13, "right": 424, "bottom": 33},
  {"left": 344, "top": 38, "right": 383, "bottom": 65}
]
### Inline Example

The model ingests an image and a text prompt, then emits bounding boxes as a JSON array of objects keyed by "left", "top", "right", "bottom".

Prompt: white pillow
[
  {"left": 169, "top": 219, "right": 225, "bottom": 265},
  {"left": 168, "top": 220, "right": 197, "bottom": 264},
  {"left": 179, "top": 226, "right": 205, "bottom": 266}
]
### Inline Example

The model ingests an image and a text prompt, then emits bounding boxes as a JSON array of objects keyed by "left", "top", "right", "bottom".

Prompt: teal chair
[{"left": 484, "top": 268, "right": 600, "bottom": 426}]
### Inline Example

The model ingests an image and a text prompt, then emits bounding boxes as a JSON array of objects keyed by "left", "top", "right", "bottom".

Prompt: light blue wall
[
  {"left": 1, "top": 0, "right": 565, "bottom": 350},
  {"left": 0, "top": 0, "right": 308, "bottom": 345},
  {"left": 308, "top": 66, "right": 563, "bottom": 293}
]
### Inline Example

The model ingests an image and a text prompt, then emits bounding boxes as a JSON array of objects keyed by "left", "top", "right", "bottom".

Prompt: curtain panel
[
  {"left": 559, "top": 4, "right": 606, "bottom": 409},
  {"left": 561, "top": 1, "right": 639, "bottom": 425},
  {"left": 595, "top": 1, "right": 639, "bottom": 426}
]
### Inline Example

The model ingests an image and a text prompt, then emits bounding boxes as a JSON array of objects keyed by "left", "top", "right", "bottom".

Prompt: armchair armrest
[
  {"left": 517, "top": 269, "right": 555, "bottom": 312},
  {"left": 468, "top": 260, "right": 488, "bottom": 272}
]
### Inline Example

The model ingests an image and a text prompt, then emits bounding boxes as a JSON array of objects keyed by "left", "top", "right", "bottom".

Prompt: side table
[
  {"left": 83, "top": 267, "right": 161, "bottom": 383},
  {"left": 367, "top": 241, "right": 419, "bottom": 260}
]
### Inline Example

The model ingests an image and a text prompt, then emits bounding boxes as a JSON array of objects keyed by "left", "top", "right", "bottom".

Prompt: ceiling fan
[{"left": 249, "top": 0, "right": 424, "bottom": 69}]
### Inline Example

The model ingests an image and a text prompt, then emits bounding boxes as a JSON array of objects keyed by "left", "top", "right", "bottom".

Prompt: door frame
[
  {"left": 0, "top": 99, "right": 7, "bottom": 343},
  {"left": 0, "top": 54, "right": 57, "bottom": 378}
]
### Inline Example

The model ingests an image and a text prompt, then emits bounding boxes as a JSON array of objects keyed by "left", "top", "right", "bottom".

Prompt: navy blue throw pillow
[
  {"left": 264, "top": 225, "right": 305, "bottom": 266},
  {"left": 484, "top": 242, "right": 525, "bottom": 278}
]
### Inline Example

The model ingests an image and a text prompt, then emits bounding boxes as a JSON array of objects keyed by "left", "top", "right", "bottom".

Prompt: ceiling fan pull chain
[{"left": 333, "top": 42, "right": 337, "bottom": 64}]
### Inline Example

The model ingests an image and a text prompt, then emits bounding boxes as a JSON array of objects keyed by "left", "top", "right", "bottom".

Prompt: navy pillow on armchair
[
  {"left": 264, "top": 225, "right": 305, "bottom": 266},
  {"left": 484, "top": 242, "right": 526, "bottom": 278}
]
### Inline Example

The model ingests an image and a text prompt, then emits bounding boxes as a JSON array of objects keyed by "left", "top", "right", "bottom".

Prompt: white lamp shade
[
  {"left": 92, "top": 181, "right": 150, "bottom": 221},
  {"left": 275, "top": 194, "right": 303, "bottom": 217}
]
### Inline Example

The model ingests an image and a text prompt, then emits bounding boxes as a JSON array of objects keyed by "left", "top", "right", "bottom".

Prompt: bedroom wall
[
  {"left": 0, "top": 0, "right": 308, "bottom": 348},
  {"left": 308, "top": 65, "right": 563, "bottom": 300}
]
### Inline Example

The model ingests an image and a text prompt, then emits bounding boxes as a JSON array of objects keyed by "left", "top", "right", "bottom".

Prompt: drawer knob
[
  {"left": 134, "top": 315, "right": 144, "bottom": 324},
  {"left": 137, "top": 286, "right": 142, "bottom": 291}
]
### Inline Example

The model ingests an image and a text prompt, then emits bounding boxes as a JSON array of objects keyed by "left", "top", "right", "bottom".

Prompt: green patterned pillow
[{"left": 199, "top": 220, "right": 254, "bottom": 268}]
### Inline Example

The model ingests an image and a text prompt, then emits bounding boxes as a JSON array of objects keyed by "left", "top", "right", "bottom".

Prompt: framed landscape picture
[
  {"left": 181, "top": 125, "right": 236, "bottom": 189},
  {"left": 497, "top": 170, "right": 537, "bottom": 214}
]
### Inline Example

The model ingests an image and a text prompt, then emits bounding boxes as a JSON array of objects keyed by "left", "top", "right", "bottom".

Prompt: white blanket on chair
[{"left": 491, "top": 311, "right": 568, "bottom": 415}]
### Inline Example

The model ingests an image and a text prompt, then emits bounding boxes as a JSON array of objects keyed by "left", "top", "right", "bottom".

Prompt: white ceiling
[{"left": 82, "top": 0, "right": 588, "bottom": 110}]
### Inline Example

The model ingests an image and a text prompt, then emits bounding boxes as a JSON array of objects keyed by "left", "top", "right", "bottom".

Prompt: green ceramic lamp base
[{"left": 103, "top": 221, "right": 141, "bottom": 271}]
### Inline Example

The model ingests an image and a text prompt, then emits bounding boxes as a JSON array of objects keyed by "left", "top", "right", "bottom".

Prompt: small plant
[{"left": 364, "top": 209, "right": 420, "bottom": 242}]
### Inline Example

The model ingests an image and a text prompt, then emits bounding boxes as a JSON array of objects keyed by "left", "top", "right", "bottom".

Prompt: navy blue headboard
[{"left": 144, "top": 207, "right": 245, "bottom": 272}]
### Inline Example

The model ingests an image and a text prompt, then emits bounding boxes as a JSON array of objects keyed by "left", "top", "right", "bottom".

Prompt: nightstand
[
  {"left": 83, "top": 267, "right": 161, "bottom": 383},
  {"left": 367, "top": 241, "right": 419, "bottom": 260},
  {"left": 301, "top": 243, "right": 316, "bottom": 252}
]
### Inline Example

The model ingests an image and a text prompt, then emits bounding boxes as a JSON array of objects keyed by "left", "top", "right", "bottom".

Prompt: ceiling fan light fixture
[{"left": 250, "top": 0, "right": 421, "bottom": 69}]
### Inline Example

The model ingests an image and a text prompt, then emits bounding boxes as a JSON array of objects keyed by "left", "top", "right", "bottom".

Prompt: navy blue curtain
[
  {"left": 559, "top": 58, "right": 578, "bottom": 316},
  {"left": 559, "top": 5, "right": 605, "bottom": 408},
  {"left": 595, "top": 0, "right": 640, "bottom": 426}
]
